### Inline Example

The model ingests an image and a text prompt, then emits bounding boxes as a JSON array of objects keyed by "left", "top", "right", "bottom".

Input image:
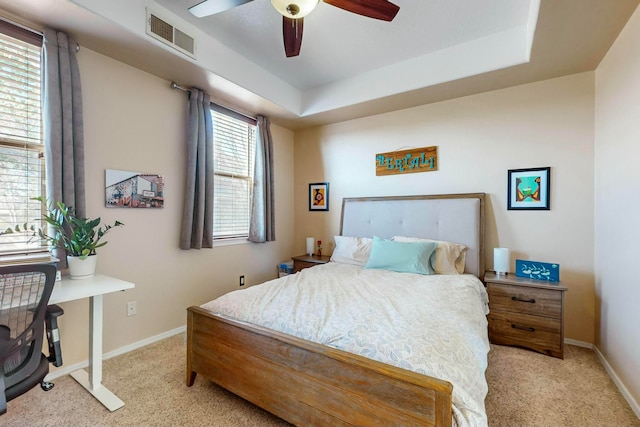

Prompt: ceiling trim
[
  {"left": 301, "top": 25, "right": 533, "bottom": 116},
  {"left": 525, "top": 0, "right": 541, "bottom": 60}
]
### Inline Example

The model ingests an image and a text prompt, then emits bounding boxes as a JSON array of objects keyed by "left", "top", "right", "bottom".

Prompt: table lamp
[
  {"left": 306, "top": 237, "right": 314, "bottom": 256},
  {"left": 494, "top": 248, "right": 509, "bottom": 276}
]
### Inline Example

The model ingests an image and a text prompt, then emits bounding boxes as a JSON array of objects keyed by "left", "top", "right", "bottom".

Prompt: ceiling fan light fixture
[{"left": 271, "top": 0, "right": 319, "bottom": 18}]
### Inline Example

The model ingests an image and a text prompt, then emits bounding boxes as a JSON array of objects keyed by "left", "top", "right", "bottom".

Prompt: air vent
[
  {"left": 174, "top": 28, "right": 195, "bottom": 55},
  {"left": 146, "top": 9, "right": 196, "bottom": 59}
]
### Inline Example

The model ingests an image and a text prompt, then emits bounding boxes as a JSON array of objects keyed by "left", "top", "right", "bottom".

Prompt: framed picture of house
[
  {"left": 507, "top": 167, "right": 550, "bottom": 210},
  {"left": 309, "top": 182, "right": 329, "bottom": 211}
]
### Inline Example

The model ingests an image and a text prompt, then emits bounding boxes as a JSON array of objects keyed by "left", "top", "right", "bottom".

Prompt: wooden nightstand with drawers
[
  {"left": 292, "top": 254, "right": 331, "bottom": 272},
  {"left": 485, "top": 271, "right": 568, "bottom": 359}
]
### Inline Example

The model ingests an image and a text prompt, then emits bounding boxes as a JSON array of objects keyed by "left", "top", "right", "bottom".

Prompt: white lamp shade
[
  {"left": 306, "top": 237, "right": 315, "bottom": 256},
  {"left": 271, "top": 0, "right": 319, "bottom": 18},
  {"left": 494, "top": 248, "right": 509, "bottom": 275}
]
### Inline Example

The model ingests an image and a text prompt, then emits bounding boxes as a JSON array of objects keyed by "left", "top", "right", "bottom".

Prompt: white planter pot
[{"left": 67, "top": 254, "right": 98, "bottom": 280}]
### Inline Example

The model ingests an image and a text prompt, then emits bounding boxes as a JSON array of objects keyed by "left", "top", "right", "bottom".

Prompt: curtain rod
[
  {"left": 170, "top": 81, "right": 257, "bottom": 121},
  {"left": 170, "top": 82, "right": 190, "bottom": 93}
]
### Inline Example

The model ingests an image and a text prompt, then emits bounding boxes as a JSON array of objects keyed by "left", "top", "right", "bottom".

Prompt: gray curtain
[
  {"left": 180, "top": 89, "right": 214, "bottom": 249},
  {"left": 248, "top": 115, "right": 275, "bottom": 242},
  {"left": 41, "top": 29, "right": 85, "bottom": 266}
]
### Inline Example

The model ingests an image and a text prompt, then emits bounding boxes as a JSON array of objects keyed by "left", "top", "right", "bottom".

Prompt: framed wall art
[
  {"left": 106, "top": 169, "right": 164, "bottom": 208},
  {"left": 309, "top": 182, "right": 329, "bottom": 211},
  {"left": 507, "top": 167, "right": 550, "bottom": 210}
]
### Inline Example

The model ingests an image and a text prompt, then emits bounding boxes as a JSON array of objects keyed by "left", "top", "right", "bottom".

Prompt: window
[
  {"left": 0, "top": 21, "right": 44, "bottom": 255},
  {"left": 211, "top": 104, "right": 256, "bottom": 240}
]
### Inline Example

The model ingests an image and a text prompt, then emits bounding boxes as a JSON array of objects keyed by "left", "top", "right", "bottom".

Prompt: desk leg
[
  {"left": 89, "top": 294, "right": 102, "bottom": 389},
  {"left": 69, "top": 294, "right": 125, "bottom": 411}
]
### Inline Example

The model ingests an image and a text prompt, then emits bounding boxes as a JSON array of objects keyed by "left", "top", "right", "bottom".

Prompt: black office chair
[{"left": 0, "top": 264, "right": 64, "bottom": 414}]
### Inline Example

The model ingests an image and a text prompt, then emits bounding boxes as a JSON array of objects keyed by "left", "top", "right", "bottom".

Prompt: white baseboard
[
  {"left": 564, "top": 338, "right": 593, "bottom": 348},
  {"left": 565, "top": 338, "right": 640, "bottom": 419},
  {"left": 592, "top": 345, "right": 640, "bottom": 419},
  {"left": 102, "top": 325, "right": 186, "bottom": 360},
  {"left": 45, "top": 325, "right": 186, "bottom": 381}
]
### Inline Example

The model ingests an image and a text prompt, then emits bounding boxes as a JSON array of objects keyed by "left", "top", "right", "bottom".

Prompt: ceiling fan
[{"left": 188, "top": 0, "right": 400, "bottom": 57}]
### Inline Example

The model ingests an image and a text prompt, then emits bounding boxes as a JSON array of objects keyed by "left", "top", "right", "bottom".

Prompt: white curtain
[
  {"left": 180, "top": 89, "right": 214, "bottom": 249},
  {"left": 248, "top": 115, "right": 275, "bottom": 242}
]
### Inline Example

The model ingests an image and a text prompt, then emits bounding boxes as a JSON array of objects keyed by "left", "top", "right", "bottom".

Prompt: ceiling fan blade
[
  {"left": 322, "top": 0, "right": 399, "bottom": 21},
  {"left": 188, "top": 0, "right": 255, "bottom": 17},
  {"left": 283, "top": 16, "right": 304, "bottom": 58}
]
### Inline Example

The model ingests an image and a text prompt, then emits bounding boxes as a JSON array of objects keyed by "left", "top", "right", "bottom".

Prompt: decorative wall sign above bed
[{"left": 375, "top": 146, "right": 438, "bottom": 176}]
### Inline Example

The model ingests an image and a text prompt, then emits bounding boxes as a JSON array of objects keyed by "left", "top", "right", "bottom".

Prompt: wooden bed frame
[{"left": 187, "top": 193, "right": 485, "bottom": 427}]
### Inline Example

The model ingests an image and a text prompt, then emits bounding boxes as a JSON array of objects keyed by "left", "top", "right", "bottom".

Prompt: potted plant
[{"left": 1, "top": 197, "right": 124, "bottom": 279}]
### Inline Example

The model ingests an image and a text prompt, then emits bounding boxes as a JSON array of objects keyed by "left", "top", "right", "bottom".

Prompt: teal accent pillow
[{"left": 364, "top": 236, "right": 438, "bottom": 275}]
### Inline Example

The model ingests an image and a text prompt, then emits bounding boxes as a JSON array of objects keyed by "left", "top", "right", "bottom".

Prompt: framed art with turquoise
[{"left": 507, "top": 167, "right": 550, "bottom": 210}]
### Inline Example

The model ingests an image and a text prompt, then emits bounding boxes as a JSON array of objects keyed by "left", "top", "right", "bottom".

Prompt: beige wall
[
  {"left": 294, "top": 73, "right": 596, "bottom": 343},
  {"left": 595, "top": 5, "right": 640, "bottom": 408},
  {"left": 53, "top": 48, "right": 295, "bottom": 367}
]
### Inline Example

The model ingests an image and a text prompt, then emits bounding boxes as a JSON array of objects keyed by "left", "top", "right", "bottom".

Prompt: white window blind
[
  {"left": 0, "top": 21, "right": 45, "bottom": 255},
  {"left": 211, "top": 104, "right": 256, "bottom": 239}
]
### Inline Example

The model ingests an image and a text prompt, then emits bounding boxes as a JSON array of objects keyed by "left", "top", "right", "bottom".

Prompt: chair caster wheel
[{"left": 41, "top": 381, "right": 55, "bottom": 391}]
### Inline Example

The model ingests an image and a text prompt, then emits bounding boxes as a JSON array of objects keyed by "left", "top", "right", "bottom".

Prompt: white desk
[{"left": 49, "top": 274, "right": 134, "bottom": 411}]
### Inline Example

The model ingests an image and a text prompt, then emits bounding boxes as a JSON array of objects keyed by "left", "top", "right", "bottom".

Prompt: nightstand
[
  {"left": 485, "top": 271, "right": 568, "bottom": 359},
  {"left": 292, "top": 254, "right": 331, "bottom": 272}
]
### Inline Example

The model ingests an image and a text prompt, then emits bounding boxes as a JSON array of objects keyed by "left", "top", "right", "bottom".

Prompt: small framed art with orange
[{"left": 309, "top": 182, "right": 329, "bottom": 211}]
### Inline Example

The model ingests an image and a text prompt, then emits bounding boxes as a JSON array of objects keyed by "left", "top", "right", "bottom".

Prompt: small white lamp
[
  {"left": 494, "top": 248, "right": 509, "bottom": 276},
  {"left": 306, "top": 237, "right": 314, "bottom": 256}
]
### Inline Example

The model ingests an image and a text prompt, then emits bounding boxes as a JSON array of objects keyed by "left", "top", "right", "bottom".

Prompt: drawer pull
[
  {"left": 511, "top": 296, "right": 536, "bottom": 304},
  {"left": 511, "top": 324, "right": 535, "bottom": 332}
]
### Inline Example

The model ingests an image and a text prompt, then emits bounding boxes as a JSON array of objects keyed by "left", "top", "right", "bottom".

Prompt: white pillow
[
  {"left": 392, "top": 236, "right": 466, "bottom": 274},
  {"left": 330, "top": 236, "right": 373, "bottom": 266}
]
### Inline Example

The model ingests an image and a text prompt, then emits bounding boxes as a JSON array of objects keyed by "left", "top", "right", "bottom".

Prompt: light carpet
[{"left": 2, "top": 335, "right": 638, "bottom": 426}]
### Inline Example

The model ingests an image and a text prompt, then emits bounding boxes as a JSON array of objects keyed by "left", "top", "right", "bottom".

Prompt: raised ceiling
[
  {"left": 0, "top": 0, "right": 637, "bottom": 129},
  {"left": 156, "top": 0, "right": 533, "bottom": 90}
]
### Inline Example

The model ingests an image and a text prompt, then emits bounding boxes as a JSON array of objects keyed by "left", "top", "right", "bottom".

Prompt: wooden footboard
[{"left": 187, "top": 306, "right": 453, "bottom": 427}]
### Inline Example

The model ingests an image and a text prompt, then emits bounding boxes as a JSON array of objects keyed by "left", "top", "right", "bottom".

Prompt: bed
[{"left": 187, "top": 193, "right": 487, "bottom": 427}]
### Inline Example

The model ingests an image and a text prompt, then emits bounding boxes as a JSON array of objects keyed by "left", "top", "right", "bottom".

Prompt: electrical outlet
[
  {"left": 127, "top": 301, "right": 137, "bottom": 317},
  {"left": 239, "top": 275, "right": 245, "bottom": 286},
  {"left": 55, "top": 270, "right": 62, "bottom": 281}
]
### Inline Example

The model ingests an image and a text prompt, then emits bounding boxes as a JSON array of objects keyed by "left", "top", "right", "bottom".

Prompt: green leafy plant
[{"left": 1, "top": 197, "right": 124, "bottom": 259}]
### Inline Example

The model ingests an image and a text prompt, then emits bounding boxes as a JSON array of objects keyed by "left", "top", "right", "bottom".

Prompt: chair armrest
[{"left": 45, "top": 305, "right": 64, "bottom": 367}]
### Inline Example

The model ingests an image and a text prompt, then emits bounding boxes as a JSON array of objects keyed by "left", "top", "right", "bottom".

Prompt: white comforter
[{"left": 202, "top": 262, "right": 490, "bottom": 427}]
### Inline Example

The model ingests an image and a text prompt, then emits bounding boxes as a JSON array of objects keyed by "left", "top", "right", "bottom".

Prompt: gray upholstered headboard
[{"left": 340, "top": 193, "right": 485, "bottom": 277}]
